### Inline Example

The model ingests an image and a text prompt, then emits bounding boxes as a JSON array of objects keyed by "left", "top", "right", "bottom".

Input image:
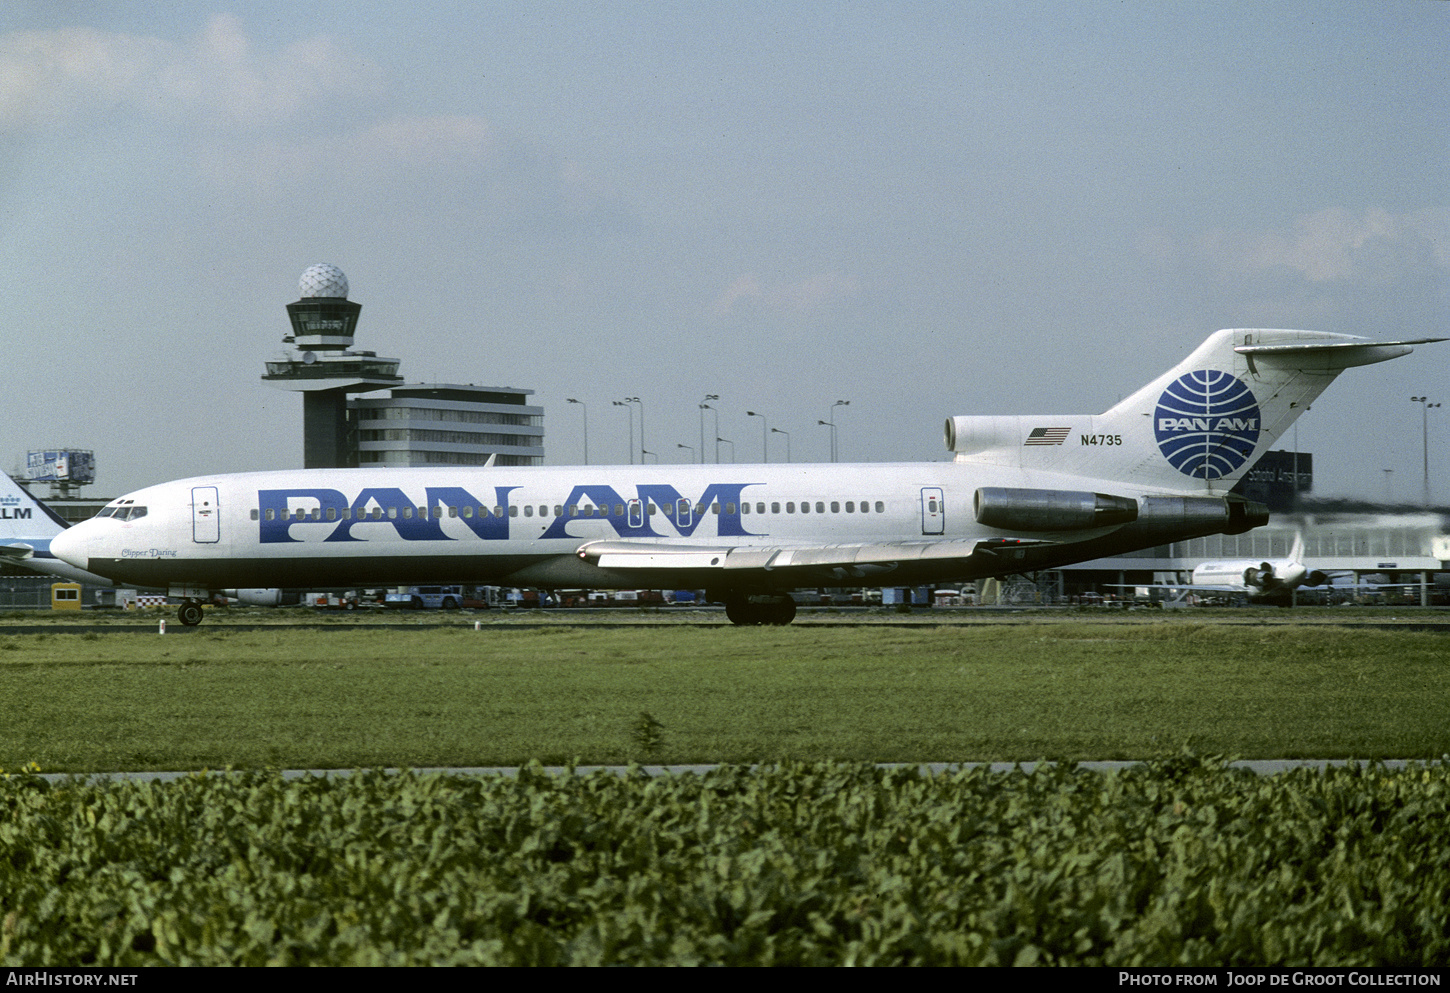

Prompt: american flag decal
[{"left": 1024, "top": 427, "right": 1071, "bottom": 446}]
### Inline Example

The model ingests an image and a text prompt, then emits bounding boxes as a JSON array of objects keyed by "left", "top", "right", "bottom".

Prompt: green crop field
[
  {"left": 3, "top": 614, "right": 1448, "bottom": 967},
  {"left": 1, "top": 616, "right": 1447, "bottom": 771},
  {"left": 2, "top": 759, "right": 1447, "bottom": 966}
]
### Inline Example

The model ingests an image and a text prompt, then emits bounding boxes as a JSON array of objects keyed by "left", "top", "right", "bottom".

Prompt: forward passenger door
[{"left": 192, "top": 486, "right": 220, "bottom": 543}]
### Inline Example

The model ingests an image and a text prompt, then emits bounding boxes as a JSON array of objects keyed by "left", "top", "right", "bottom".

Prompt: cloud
[
  {"left": 196, "top": 114, "right": 499, "bottom": 183},
  {"left": 350, "top": 115, "right": 497, "bottom": 167},
  {"left": 194, "top": 111, "right": 632, "bottom": 237},
  {"left": 0, "top": 14, "right": 627, "bottom": 247},
  {"left": 713, "top": 271, "right": 861, "bottom": 318},
  {"left": 1158, "top": 207, "right": 1450, "bottom": 285},
  {"left": 0, "top": 14, "right": 376, "bottom": 131},
  {"left": 713, "top": 274, "right": 762, "bottom": 315},
  {"left": 0, "top": 26, "right": 163, "bottom": 127}
]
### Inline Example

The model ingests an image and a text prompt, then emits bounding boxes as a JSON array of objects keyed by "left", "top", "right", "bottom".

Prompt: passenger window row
[{"left": 250, "top": 499, "right": 889, "bottom": 522}]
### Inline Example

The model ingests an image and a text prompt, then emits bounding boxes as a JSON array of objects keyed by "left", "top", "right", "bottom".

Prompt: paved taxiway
[{"left": 36, "top": 758, "right": 1439, "bottom": 786}]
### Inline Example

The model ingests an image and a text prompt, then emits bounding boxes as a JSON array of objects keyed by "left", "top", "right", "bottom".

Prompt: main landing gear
[
  {"left": 724, "top": 594, "right": 797, "bottom": 626},
  {"left": 177, "top": 600, "right": 205, "bottom": 627}
]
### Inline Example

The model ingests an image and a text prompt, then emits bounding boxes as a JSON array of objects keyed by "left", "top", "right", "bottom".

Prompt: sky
[{"left": 2, "top": 1, "right": 1447, "bottom": 503}]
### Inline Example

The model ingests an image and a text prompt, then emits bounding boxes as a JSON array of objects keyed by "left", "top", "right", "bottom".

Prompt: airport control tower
[{"left": 262, "top": 264, "right": 403, "bottom": 468}]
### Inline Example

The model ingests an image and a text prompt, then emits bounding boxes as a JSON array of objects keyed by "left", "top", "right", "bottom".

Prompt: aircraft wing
[
  {"left": 576, "top": 536, "right": 1057, "bottom": 579},
  {"left": 1104, "top": 582, "right": 1244, "bottom": 593}
]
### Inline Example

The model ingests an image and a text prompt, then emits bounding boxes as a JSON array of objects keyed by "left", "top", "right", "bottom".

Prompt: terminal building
[
  {"left": 1061, "top": 506, "right": 1448, "bottom": 593},
  {"left": 354, "top": 384, "right": 543, "bottom": 467},
  {"left": 262, "top": 265, "right": 543, "bottom": 468}
]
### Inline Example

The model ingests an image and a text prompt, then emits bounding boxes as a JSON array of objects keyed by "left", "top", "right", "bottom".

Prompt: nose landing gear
[{"left": 177, "top": 600, "right": 205, "bottom": 626}]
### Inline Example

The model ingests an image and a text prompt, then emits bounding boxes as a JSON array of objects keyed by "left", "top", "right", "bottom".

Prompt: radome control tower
[{"left": 262, "top": 265, "right": 403, "bottom": 468}]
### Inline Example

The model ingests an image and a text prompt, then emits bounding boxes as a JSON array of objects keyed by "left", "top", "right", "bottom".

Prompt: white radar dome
[{"left": 298, "top": 264, "right": 349, "bottom": 299}]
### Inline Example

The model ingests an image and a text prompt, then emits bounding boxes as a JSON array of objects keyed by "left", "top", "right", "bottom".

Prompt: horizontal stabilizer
[
  {"left": 1236, "top": 335, "right": 1446, "bottom": 351},
  {"left": 0, "top": 542, "right": 36, "bottom": 562},
  {"left": 1235, "top": 335, "right": 1447, "bottom": 372}
]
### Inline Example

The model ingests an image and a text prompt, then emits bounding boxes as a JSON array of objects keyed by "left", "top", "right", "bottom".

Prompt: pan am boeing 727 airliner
[{"left": 52, "top": 329, "right": 1442, "bottom": 626}]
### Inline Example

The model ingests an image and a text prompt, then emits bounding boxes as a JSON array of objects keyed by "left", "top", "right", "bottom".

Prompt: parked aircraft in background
[
  {"left": 1113, "top": 532, "right": 1339, "bottom": 605},
  {"left": 0, "top": 472, "right": 115, "bottom": 586},
  {"left": 1189, "top": 532, "right": 1333, "bottom": 602},
  {"left": 51, "top": 328, "right": 1443, "bottom": 626}
]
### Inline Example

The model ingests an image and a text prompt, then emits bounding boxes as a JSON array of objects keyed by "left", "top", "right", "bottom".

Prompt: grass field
[{"left": 2, "top": 615, "right": 1447, "bottom": 771}]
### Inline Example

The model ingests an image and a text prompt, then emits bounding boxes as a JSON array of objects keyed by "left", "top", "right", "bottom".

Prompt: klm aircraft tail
[
  {"left": 1, "top": 472, "right": 69, "bottom": 539},
  {"left": 1, "top": 471, "right": 72, "bottom": 573},
  {"left": 946, "top": 329, "right": 1444, "bottom": 493}
]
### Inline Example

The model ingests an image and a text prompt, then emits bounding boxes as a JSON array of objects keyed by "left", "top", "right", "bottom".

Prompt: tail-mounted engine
[
  {"left": 947, "top": 416, "right": 1023, "bottom": 454},
  {"left": 1137, "top": 493, "right": 1270, "bottom": 536},
  {"left": 1243, "top": 563, "right": 1274, "bottom": 589},
  {"left": 973, "top": 487, "right": 1138, "bottom": 532},
  {"left": 973, "top": 488, "right": 1268, "bottom": 540}
]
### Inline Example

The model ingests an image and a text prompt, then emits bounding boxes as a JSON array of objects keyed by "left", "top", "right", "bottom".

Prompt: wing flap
[
  {"left": 579, "top": 537, "right": 1054, "bottom": 575},
  {"left": 593, "top": 548, "right": 729, "bottom": 570}
]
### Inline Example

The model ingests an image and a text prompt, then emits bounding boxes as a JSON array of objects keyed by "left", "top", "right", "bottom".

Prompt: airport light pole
[
  {"left": 699, "top": 395, "right": 718, "bottom": 464},
  {"left": 676, "top": 443, "right": 694, "bottom": 463},
  {"left": 625, "top": 396, "right": 645, "bottom": 465},
  {"left": 717, "top": 437, "right": 734, "bottom": 463},
  {"left": 613, "top": 400, "right": 634, "bottom": 465},
  {"left": 566, "top": 398, "right": 587, "bottom": 464},
  {"left": 1411, "top": 396, "right": 1441, "bottom": 506},
  {"left": 704, "top": 406, "right": 721, "bottom": 462},
  {"left": 818, "top": 420, "right": 837, "bottom": 463},
  {"left": 771, "top": 427, "right": 791, "bottom": 463},
  {"left": 746, "top": 410, "right": 767, "bottom": 462},
  {"left": 828, "top": 400, "right": 849, "bottom": 461}
]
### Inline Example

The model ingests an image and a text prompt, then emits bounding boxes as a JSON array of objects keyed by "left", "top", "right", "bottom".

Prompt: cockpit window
[{"left": 124, "top": 506, "right": 146, "bottom": 521}]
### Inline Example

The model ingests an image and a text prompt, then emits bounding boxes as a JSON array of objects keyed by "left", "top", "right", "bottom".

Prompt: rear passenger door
[{"left": 920, "top": 487, "right": 944, "bottom": 535}]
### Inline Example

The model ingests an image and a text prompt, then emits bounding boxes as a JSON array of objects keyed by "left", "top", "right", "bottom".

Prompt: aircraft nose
[{"left": 49, "top": 525, "right": 90, "bottom": 572}]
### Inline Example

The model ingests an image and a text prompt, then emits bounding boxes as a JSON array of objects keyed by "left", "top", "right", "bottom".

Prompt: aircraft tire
[
  {"left": 725, "top": 596, "right": 758, "bottom": 625},
  {"left": 767, "top": 596, "right": 797, "bottom": 625},
  {"left": 177, "top": 601, "right": 204, "bottom": 627},
  {"left": 725, "top": 594, "right": 797, "bottom": 626}
]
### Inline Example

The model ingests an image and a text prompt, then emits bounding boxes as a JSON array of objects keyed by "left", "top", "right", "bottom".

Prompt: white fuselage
[
  {"left": 47, "top": 327, "right": 1440, "bottom": 620},
  {"left": 50, "top": 460, "right": 1199, "bottom": 596}
]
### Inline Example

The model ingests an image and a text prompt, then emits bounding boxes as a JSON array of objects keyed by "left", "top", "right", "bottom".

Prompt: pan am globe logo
[{"left": 1154, "top": 370, "right": 1261, "bottom": 479}]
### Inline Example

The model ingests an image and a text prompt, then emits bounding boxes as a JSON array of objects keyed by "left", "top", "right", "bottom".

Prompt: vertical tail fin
[
  {"left": 948, "top": 329, "right": 1443, "bottom": 493},
  {"left": 0, "top": 472, "right": 70, "bottom": 539},
  {"left": 1101, "top": 329, "right": 1441, "bottom": 491}
]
